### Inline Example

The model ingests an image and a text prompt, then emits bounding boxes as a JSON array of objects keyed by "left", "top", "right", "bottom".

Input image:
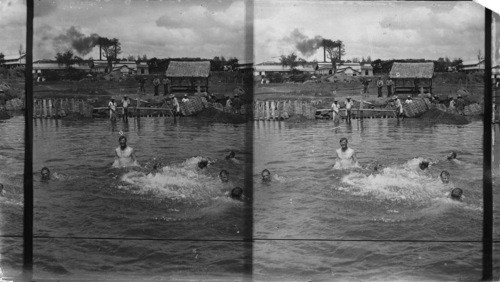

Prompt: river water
[
  {"left": 4, "top": 116, "right": 253, "bottom": 280},
  {"left": 253, "top": 118, "right": 498, "bottom": 281},
  {"left": 1, "top": 116, "right": 500, "bottom": 280}
]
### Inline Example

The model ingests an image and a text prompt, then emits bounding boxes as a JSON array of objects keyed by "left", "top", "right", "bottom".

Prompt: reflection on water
[{"left": 254, "top": 118, "right": 485, "bottom": 280}]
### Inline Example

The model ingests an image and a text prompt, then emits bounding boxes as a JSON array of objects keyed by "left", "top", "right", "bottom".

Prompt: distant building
[
  {"left": 1, "top": 54, "right": 26, "bottom": 68},
  {"left": 253, "top": 64, "right": 315, "bottom": 76},
  {"left": 137, "top": 62, "right": 149, "bottom": 75},
  {"left": 165, "top": 61, "right": 211, "bottom": 92},
  {"left": 235, "top": 60, "right": 253, "bottom": 73},
  {"left": 461, "top": 59, "right": 485, "bottom": 73},
  {"left": 389, "top": 62, "right": 434, "bottom": 94},
  {"left": 361, "top": 64, "right": 373, "bottom": 76},
  {"left": 32, "top": 60, "right": 91, "bottom": 78},
  {"left": 315, "top": 62, "right": 372, "bottom": 77}
]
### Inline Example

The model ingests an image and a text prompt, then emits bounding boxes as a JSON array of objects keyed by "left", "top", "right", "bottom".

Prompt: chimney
[
  {"left": 99, "top": 44, "right": 102, "bottom": 61},
  {"left": 323, "top": 40, "right": 326, "bottom": 63}
]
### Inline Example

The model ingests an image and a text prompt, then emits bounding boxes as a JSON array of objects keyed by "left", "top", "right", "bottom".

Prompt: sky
[
  {"left": 30, "top": 0, "right": 250, "bottom": 61},
  {"left": 254, "top": 1, "right": 486, "bottom": 63},
  {"left": 1, "top": 0, "right": 500, "bottom": 64}
]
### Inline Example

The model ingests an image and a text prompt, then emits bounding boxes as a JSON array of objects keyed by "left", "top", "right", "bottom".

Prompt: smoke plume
[
  {"left": 282, "top": 29, "right": 323, "bottom": 57},
  {"left": 53, "top": 26, "right": 100, "bottom": 56}
]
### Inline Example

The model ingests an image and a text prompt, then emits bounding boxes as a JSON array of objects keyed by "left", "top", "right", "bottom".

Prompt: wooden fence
[
  {"left": 253, "top": 100, "right": 317, "bottom": 120},
  {"left": 33, "top": 98, "right": 93, "bottom": 119}
]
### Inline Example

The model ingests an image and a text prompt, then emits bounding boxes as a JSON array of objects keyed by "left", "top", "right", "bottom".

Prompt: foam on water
[
  {"left": 119, "top": 156, "right": 228, "bottom": 205},
  {"left": 339, "top": 158, "right": 457, "bottom": 205}
]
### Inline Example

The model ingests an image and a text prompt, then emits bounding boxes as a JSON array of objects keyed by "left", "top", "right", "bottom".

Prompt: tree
[
  {"left": 322, "top": 39, "right": 345, "bottom": 74},
  {"left": 18, "top": 44, "right": 25, "bottom": 57},
  {"left": 280, "top": 52, "right": 299, "bottom": 70},
  {"left": 0, "top": 53, "right": 4, "bottom": 63},
  {"left": 55, "top": 50, "right": 82, "bottom": 68},
  {"left": 97, "top": 37, "right": 122, "bottom": 73},
  {"left": 211, "top": 56, "right": 224, "bottom": 71},
  {"left": 226, "top": 57, "right": 239, "bottom": 71},
  {"left": 127, "top": 55, "right": 135, "bottom": 61},
  {"left": 435, "top": 57, "right": 447, "bottom": 72},
  {"left": 451, "top": 58, "right": 463, "bottom": 71}
]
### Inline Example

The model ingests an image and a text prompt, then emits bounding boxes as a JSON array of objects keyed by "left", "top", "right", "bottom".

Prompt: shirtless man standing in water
[
  {"left": 334, "top": 137, "right": 358, "bottom": 168},
  {"left": 115, "top": 136, "right": 137, "bottom": 167}
]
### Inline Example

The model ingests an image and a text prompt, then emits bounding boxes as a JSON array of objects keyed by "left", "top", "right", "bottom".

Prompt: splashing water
[
  {"left": 339, "top": 158, "right": 458, "bottom": 205},
  {"left": 119, "top": 157, "right": 227, "bottom": 205}
]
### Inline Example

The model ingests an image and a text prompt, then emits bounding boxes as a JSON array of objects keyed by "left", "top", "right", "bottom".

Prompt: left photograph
[
  {"left": 0, "top": 0, "right": 26, "bottom": 279},
  {"left": 32, "top": 0, "right": 252, "bottom": 280}
]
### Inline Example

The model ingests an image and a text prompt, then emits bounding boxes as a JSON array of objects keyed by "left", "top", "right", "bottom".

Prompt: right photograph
[{"left": 253, "top": 1, "right": 487, "bottom": 280}]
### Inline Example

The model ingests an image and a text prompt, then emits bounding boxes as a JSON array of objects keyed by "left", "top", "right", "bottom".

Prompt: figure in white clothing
[
  {"left": 331, "top": 100, "right": 340, "bottom": 123},
  {"left": 333, "top": 137, "right": 359, "bottom": 169},
  {"left": 113, "top": 136, "right": 138, "bottom": 167}
]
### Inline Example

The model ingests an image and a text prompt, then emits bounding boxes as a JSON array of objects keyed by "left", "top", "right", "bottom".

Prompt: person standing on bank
[
  {"left": 386, "top": 78, "right": 394, "bottom": 97},
  {"left": 152, "top": 75, "right": 161, "bottom": 96},
  {"left": 376, "top": 76, "right": 384, "bottom": 97},
  {"left": 108, "top": 98, "right": 117, "bottom": 121},
  {"left": 331, "top": 100, "right": 340, "bottom": 123},
  {"left": 121, "top": 95, "right": 130, "bottom": 122},
  {"left": 345, "top": 97, "right": 354, "bottom": 122},
  {"left": 162, "top": 76, "right": 170, "bottom": 96}
]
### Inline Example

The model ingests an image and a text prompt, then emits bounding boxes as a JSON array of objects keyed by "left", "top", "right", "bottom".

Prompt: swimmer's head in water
[
  {"left": 118, "top": 136, "right": 127, "bottom": 148},
  {"left": 0, "top": 183, "right": 4, "bottom": 193},
  {"left": 231, "top": 187, "right": 243, "bottom": 199},
  {"left": 440, "top": 170, "right": 450, "bottom": 184},
  {"left": 226, "top": 151, "right": 235, "bottom": 159},
  {"left": 262, "top": 169, "right": 271, "bottom": 181},
  {"left": 451, "top": 188, "right": 463, "bottom": 200},
  {"left": 41, "top": 167, "right": 50, "bottom": 180},
  {"left": 419, "top": 161, "right": 429, "bottom": 170},
  {"left": 219, "top": 170, "right": 229, "bottom": 182},
  {"left": 339, "top": 138, "right": 348, "bottom": 150},
  {"left": 447, "top": 151, "right": 457, "bottom": 160},
  {"left": 198, "top": 160, "right": 208, "bottom": 169}
]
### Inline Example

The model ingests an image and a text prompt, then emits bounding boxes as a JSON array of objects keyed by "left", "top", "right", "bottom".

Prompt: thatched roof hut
[
  {"left": 166, "top": 61, "right": 211, "bottom": 78},
  {"left": 389, "top": 62, "right": 434, "bottom": 95},
  {"left": 166, "top": 61, "right": 211, "bottom": 93},
  {"left": 389, "top": 62, "right": 434, "bottom": 79}
]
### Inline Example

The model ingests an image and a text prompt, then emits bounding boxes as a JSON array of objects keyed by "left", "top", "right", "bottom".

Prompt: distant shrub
[{"left": 267, "top": 72, "right": 284, "bottom": 83}]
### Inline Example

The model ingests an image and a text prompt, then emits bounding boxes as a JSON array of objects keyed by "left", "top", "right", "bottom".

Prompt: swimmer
[
  {"left": 41, "top": 167, "right": 50, "bottom": 180},
  {"left": 198, "top": 159, "right": 209, "bottom": 169},
  {"left": 446, "top": 151, "right": 457, "bottom": 160},
  {"left": 114, "top": 136, "right": 137, "bottom": 167},
  {"left": 225, "top": 151, "right": 236, "bottom": 160},
  {"left": 230, "top": 187, "right": 243, "bottom": 199},
  {"left": 262, "top": 169, "right": 271, "bottom": 182},
  {"left": 334, "top": 137, "right": 358, "bottom": 168},
  {"left": 440, "top": 170, "right": 450, "bottom": 184},
  {"left": 219, "top": 170, "right": 229, "bottom": 182},
  {"left": 419, "top": 161, "right": 429, "bottom": 170},
  {"left": 450, "top": 188, "right": 463, "bottom": 201}
]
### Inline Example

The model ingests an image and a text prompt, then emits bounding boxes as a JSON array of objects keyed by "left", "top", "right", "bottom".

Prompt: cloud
[
  {"left": 153, "top": 1, "right": 246, "bottom": 58},
  {"left": 34, "top": 0, "right": 57, "bottom": 17},
  {"left": 254, "top": 1, "right": 484, "bottom": 63},
  {"left": 0, "top": 0, "right": 26, "bottom": 27}
]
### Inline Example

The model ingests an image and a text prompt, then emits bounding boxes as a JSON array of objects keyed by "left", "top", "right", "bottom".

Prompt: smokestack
[
  {"left": 99, "top": 44, "right": 102, "bottom": 60},
  {"left": 323, "top": 40, "right": 326, "bottom": 63}
]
